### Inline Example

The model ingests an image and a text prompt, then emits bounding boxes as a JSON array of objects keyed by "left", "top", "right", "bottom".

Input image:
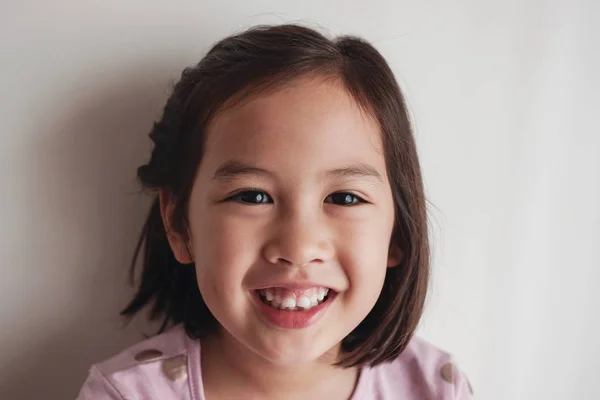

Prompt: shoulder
[
  {"left": 357, "top": 336, "right": 474, "bottom": 400},
  {"left": 76, "top": 324, "right": 202, "bottom": 400}
]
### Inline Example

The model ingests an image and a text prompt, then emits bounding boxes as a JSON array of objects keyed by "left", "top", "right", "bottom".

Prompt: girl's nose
[{"left": 262, "top": 213, "right": 335, "bottom": 268}]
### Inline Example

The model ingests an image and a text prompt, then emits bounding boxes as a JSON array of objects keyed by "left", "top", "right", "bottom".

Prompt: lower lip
[{"left": 251, "top": 291, "right": 336, "bottom": 329}]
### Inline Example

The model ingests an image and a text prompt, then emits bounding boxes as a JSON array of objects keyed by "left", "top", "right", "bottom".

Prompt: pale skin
[{"left": 160, "top": 76, "right": 402, "bottom": 399}]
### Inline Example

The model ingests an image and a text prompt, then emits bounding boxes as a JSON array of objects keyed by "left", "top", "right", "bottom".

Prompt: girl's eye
[
  {"left": 229, "top": 190, "right": 272, "bottom": 204},
  {"left": 325, "top": 192, "right": 366, "bottom": 206}
]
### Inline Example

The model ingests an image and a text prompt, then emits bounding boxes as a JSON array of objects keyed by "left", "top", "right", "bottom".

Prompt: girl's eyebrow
[
  {"left": 212, "top": 160, "right": 383, "bottom": 183},
  {"left": 212, "top": 160, "right": 275, "bottom": 182},
  {"left": 329, "top": 162, "right": 383, "bottom": 183}
]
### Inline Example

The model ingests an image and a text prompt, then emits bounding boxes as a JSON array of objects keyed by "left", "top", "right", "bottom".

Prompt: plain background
[{"left": 1, "top": 1, "right": 598, "bottom": 399}]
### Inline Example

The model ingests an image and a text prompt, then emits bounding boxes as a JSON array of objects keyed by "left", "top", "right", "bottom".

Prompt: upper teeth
[{"left": 259, "top": 287, "right": 330, "bottom": 310}]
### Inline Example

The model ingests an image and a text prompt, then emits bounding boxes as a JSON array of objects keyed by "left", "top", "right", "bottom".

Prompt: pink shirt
[{"left": 77, "top": 324, "right": 473, "bottom": 399}]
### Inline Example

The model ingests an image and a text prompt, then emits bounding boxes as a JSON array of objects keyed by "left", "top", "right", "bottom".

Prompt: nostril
[
  {"left": 276, "top": 257, "right": 294, "bottom": 266},
  {"left": 262, "top": 234, "right": 333, "bottom": 268}
]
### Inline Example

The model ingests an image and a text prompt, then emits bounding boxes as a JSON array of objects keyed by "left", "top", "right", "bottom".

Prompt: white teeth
[
  {"left": 258, "top": 288, "right": 332, "bottom": 310},
  {"left": 297, "top": 296, "right": 311, "bottom": 309},
  {"left": 318, "top": 287, "right": 329, "bottom": 300},
  {"left": 310, "top": 295, "right": 318, "bottom": 306},
  {"left": 281, "top": 297, "right": 296, "bottom": 309}
]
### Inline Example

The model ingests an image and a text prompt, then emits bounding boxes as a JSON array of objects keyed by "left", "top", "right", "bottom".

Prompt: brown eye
[
  {"left": 325, "top": 192, "right": 366, "bottom": 206},
  {"left": 230, "top": 190, "right": 272, "bottom": 204}
]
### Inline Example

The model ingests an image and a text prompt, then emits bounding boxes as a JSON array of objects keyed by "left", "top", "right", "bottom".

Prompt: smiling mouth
[{"left": 256, "top": 287, "right": 332, "bottom": 311}]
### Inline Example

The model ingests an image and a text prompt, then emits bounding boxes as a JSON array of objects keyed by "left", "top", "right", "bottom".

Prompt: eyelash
[{"left": 227, "top": 189, "right": 368, "bottom": 206}]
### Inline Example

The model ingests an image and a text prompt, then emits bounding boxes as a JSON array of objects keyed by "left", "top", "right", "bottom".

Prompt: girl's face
[{"left": 169, "top": 77, "right": 400, "bottom": 366}]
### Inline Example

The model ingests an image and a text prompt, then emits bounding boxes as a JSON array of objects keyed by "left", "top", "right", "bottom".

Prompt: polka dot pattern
[
  {"left": 440, "top": 362, "right": 474, "bottom": 395},
  {"left": 440, "top": 362, "right": 454, "bottom": 384},
  {"left": 133, "top": 349, "right": 163, "bottom": 363},
  {"left": 161, "top": 355, "right": 188, "bottom": 381}
]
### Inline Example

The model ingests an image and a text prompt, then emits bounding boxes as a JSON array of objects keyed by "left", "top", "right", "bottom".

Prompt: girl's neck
[{"left": 200, "top": 330, "right": 359, "bottom": 400}]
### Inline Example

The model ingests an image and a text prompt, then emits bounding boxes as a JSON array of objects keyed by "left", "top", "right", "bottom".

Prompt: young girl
[{"left": 77, "top": 23, "right": 473, "bottom": 400}]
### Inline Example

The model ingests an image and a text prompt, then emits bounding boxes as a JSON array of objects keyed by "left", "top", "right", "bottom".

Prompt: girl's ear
[
  {"left": 158, "top": 190, "right": 194, "bottom": 264},
  {"left": 387, "top": 243, "right": 403, "bottom": 268}
]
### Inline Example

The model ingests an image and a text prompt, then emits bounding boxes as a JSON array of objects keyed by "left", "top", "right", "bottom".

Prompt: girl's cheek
[
  {"left": 343, "top": 219, "right": 391, "bottom": 278},
  {"left": 201, "top": 214, "right": 260, "bottom": 269}
]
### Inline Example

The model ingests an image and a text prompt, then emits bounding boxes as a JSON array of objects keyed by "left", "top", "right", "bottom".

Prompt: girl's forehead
[{"left": 203, "top": 78, "right": 385, "bottom": 170}]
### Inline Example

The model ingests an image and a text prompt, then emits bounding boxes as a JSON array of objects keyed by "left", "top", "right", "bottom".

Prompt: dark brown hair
[{"left": 121, "top": 23, "right": 429, "bottom": 368}]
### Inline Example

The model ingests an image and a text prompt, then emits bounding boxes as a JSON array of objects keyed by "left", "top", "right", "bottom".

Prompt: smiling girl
[{"left": 77, "top": 23, "right": 473, "bottom": 400}]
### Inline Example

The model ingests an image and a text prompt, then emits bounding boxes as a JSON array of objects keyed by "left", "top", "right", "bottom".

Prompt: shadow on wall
[{"left": 0, "top": 63, "right": 181, "bottom": 399}]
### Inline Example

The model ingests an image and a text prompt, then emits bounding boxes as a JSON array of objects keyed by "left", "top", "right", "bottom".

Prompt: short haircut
[{"left": 122, "top": 23, "right": 430, "bottom": 368}]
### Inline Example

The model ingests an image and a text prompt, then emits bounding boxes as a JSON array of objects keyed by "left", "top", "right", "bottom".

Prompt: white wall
[{"left": 1, "top": 1, "right": 598, "bottom": 399}]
